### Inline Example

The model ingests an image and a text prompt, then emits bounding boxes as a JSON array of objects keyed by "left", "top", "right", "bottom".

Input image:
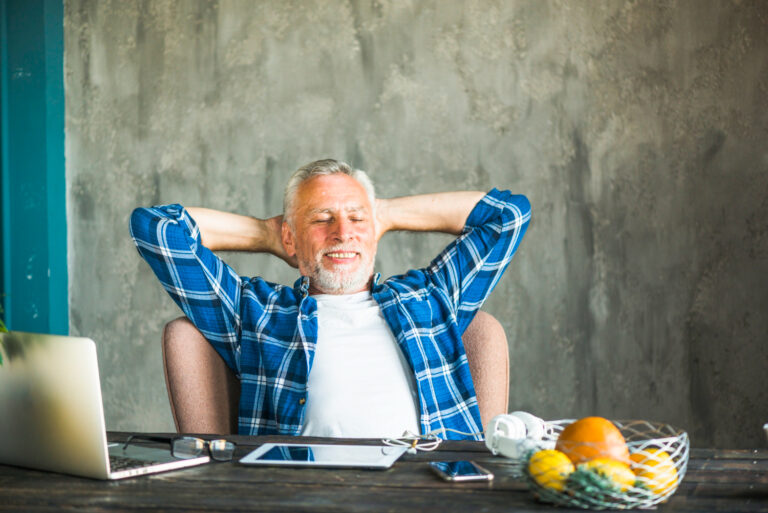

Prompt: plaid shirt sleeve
[
  {"left": 426, "top": 188, "right": 532, "bottom": 333},
  {"left": 129, "top": 205, "right": 242, "bottom": 372}
]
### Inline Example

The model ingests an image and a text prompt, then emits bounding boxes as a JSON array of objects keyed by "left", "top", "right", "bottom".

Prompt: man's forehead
[
  {"left": 294, "top": 174, "right": 373, "bottom": 215},
  {"left": 306, "top": 205, "right": 369, "bottom": 214}
]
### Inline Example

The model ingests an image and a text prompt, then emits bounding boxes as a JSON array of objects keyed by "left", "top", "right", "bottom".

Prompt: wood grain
[{"left": 0, "top": 434, "right": 765, "bottom": 512}]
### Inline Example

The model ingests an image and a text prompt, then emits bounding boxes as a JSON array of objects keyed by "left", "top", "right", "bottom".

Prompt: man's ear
[{"left": 281, "top": 221, "right": 296, "bottom": 257}]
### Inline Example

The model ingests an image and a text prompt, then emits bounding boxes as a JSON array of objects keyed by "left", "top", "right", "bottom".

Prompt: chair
[{"left": 162, "top": 311, "right": 509, "bottom": 434}]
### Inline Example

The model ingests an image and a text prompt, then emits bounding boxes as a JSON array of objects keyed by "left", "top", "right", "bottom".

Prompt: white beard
[{"left": 309, "top": 245, "right": 374, "bottom": 294}]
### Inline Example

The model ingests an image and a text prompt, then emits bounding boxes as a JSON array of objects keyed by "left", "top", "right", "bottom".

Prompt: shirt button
[{"left": 299, "top": 397, "right": 306, "bottom": 405}]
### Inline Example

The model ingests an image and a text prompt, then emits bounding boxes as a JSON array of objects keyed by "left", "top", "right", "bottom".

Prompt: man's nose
[{"left": 331, "top": 218, "right": 354, "bottom": 240}]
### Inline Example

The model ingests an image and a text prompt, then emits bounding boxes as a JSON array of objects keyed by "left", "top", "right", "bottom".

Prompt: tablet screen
[{"left": 239, "top": 443, "right": 407, "bottom": 469}]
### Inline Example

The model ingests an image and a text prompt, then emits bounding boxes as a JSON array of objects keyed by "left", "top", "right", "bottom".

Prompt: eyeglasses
[
  {"left": 172, "top": 436, "right": 236, "bottom": 461},
  {"left": 122, "top": 435, "right": 236, "bottom": 461}
]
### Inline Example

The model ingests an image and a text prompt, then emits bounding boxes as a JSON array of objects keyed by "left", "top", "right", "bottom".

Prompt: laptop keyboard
[{"left": 109, "top": 455, "right": 161, "bottom": 472}]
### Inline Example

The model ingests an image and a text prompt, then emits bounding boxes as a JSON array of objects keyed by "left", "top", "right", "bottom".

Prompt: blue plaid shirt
[{"left": 130, "top": 189, "right": 531, "bottom": 440}]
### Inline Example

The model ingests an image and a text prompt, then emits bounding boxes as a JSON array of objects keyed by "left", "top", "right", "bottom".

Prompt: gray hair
[{"left": 283, "top": 159, "right": 376, "bottom": 226}]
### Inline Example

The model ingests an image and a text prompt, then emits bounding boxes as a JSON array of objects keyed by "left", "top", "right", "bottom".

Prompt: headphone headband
[{"left": 485, "top": 411, "right": 553, "bottom": 459}]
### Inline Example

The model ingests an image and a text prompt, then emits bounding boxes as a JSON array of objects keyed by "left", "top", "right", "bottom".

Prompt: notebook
[{"left": 0, "top": 331, "right": 210, "bottom": 479}]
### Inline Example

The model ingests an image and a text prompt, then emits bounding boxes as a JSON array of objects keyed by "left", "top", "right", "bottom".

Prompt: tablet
[{"left": 239, "top": 443, "right": 408, "bottom": 469}]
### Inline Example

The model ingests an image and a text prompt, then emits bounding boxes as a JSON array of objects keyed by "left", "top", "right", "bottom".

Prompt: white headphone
[{"left": 485, "top": 411, "right": 554, "bottom": 459}]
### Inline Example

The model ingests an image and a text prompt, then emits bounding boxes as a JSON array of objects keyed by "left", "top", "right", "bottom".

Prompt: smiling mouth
[
  {"left": 322, "top": 250, "right": 361, "bottom": 267},
  {"left": 325, "top": 252, "right": 358, "bottom": 259}
]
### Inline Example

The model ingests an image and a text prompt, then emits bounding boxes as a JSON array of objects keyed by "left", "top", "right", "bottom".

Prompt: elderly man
[{"left": 130, "top": 159, "right": 531, "bottom": 440}]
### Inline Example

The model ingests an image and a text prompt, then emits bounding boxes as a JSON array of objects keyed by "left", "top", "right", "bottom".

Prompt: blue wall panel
[{"left": 0, "top": 0, "right": 67, "bottom": 334}]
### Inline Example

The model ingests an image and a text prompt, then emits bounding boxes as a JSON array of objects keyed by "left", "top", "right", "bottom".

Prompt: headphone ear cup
[
  {"left": 486, "top": 412, "right": 554, "bottom": 458},
  {"left": 490, "top": 414, "right": 527, "bottom": 439},
  {"left": 485, "top": 414, "right": 527, "bottom": 455},
  {"left": 509, "top": 411, "right": 546, "bottom": 440}
]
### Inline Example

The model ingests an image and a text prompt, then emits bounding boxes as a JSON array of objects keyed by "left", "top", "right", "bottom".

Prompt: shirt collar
[
  {"left": 293, "top": 273, "right": 382, "bottom": 298},
  {"left": 293, "top": 276, "right": 311, "bottom": 298}
]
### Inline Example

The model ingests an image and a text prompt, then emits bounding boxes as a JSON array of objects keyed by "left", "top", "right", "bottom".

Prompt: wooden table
[{"left": 0, "top": 433, "right": 766, "bottom": 512}]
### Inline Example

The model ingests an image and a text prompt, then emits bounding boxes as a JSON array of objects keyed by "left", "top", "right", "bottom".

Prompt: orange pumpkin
[{"left": 555, "top": 416, "right": 630, "bottom": 465}]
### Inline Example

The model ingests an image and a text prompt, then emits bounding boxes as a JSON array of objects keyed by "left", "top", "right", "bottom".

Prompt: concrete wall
[{"left": 65, "top": 0, "right": 768, "bottom": 448}]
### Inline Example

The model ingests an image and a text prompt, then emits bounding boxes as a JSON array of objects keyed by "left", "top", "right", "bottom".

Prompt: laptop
[{"left": 0, "top": 331, "right": 210, "bottom": 479}]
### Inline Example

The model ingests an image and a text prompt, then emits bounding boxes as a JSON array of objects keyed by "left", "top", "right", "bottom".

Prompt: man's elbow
[
  {"left": 497, "top": 192, "right": 531, "bottom": 228},
  {"left": 129, "top": 207, "right": 152, "bottom": 242},
  {"left": 513, "top": 194, "right": 532, "bottom": 221}
]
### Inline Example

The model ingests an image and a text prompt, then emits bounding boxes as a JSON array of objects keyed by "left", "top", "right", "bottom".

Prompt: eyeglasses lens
[
  {"left": 209, "top": 439, "right": 235, "bottom": 461},
  {"left": 172, "top": 437, "right": 205, "bottom": 459}
]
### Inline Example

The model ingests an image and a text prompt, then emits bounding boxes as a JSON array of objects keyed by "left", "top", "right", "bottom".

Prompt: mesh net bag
[{"left": 523, "top": 419, "right": 689, "bottom": 510}]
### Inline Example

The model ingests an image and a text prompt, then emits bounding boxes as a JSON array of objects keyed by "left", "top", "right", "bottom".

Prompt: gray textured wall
[{"left": 65, "top": 0, "right": 768, "bottom": 448}]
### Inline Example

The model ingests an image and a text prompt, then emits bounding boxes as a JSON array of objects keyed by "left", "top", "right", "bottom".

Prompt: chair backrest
[
  {"left": 162, "top": 312, "right": 509, "bottom": 435},
  {"left": 161, "top": 318, "right": 240, "bottom": 434}
]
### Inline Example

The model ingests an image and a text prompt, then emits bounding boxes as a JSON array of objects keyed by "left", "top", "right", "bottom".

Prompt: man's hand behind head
[
  {"left": 267, "top": 215, "right": 298, "bottom": 268},
  {"left": 374, "top": 198, "right": 390, "bottom": 242}
]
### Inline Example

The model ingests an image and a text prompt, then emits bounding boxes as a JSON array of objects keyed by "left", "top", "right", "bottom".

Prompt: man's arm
[
  {"left": 129, "top": 204, "right": 245, "bottom": 371},
  {"left": 375, "top": 191, "right": 486, "bottom": 239},
  {"left": 378, "top": 189, "right": 531, "bottom": 333},
  {"left": 186, "top": 208, "right": 297, "bottom": 267}
]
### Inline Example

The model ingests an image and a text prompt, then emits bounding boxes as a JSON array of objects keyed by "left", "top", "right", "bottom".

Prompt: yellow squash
[
  {"left": 528, "top": 449, "right": 575, "bottom": 491},
  {"left": 630, "top": 448, "right": 679, "bottom": 495},
  {"left": 579, "top": 457, "right": 636, "bottom": 492}
]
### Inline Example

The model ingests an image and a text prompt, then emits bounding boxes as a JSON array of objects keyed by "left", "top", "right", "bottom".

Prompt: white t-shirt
[{"left": 300, "top": 290, "right": 421, "bottom": 438}]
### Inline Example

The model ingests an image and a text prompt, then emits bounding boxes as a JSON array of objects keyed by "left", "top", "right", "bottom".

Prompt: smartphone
[{"left": 429, "top": 460, "right": 494, "bottom": 482}]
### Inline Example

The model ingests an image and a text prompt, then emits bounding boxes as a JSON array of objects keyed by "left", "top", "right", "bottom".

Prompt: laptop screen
[{"left": 0, "top": 332, "right": 111, "bottom": 478}]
